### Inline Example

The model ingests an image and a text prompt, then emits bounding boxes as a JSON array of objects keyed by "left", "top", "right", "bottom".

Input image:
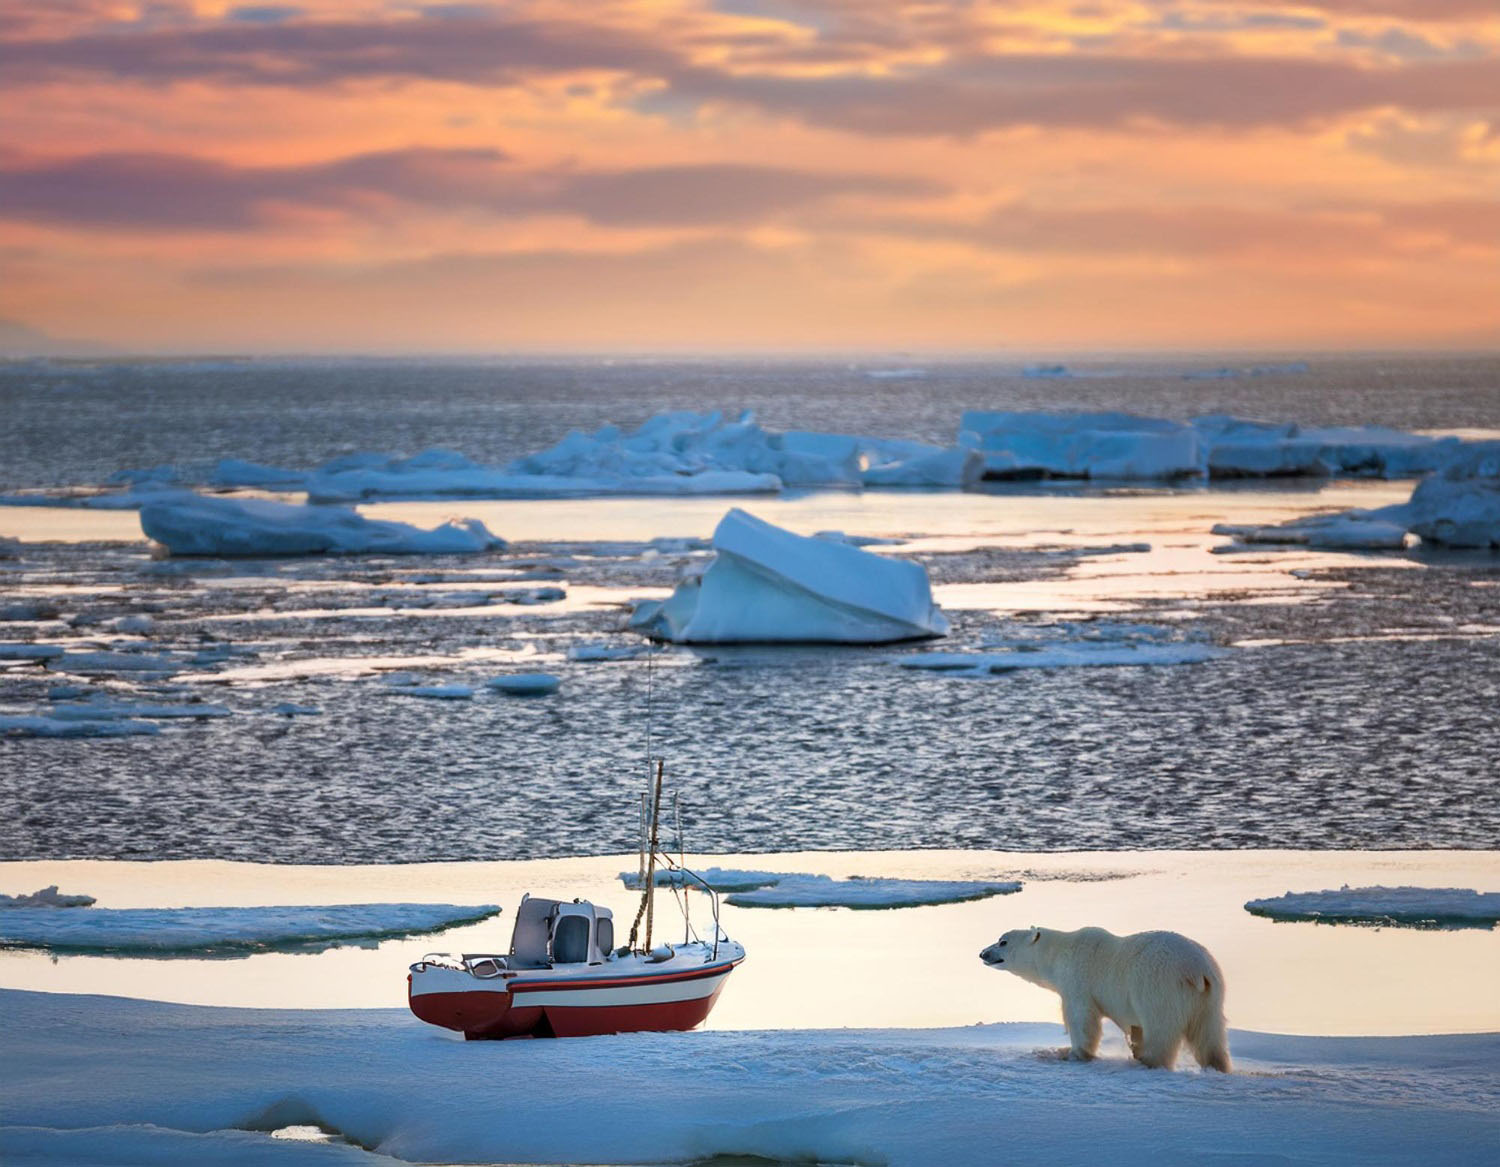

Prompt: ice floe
[
  {"left": 139, "top": 493, "right": 506, "bottom": 557},
  {"left": 1213, "top": 442, "right": 1500, "bottom": 552},
  {"left": 271, "top": 703, "right": 321, "bottom": 716},
  {"left": 0, "top": 643, "right": 63, "bottom": 660},
  {"left": 384, "top": 683, "right": 473, "bottom": 700},
  {"left": 0, "top": 714, "right": 161, "bottom": 738},
  {"left": 0, "top": 885, "right": 96, "bottom": 908},
  {"left": 45, "top": 697, "right": 231, "bottom": 721},
  {"left": 486, "top": 672, "right": 560, "bottom": 695},
  {"left": 0, "top": 903, "right": 502, "bottom": 953},
  {"left": 630, "top": 508, "right": 948, "bottom": 643},
  {"left": 50, "top": 650, "right": 183, "bottom": 674},
  {"left": 958, "top": 410, "right": 1463, "bottom": 482},
  {"left": 1244, "top": 885, "right": 1500, "bottom": 929},
  {"left": 4, "top": 990, "right": 1496, "bottom": 1166},
  {"left": 622, "top": 868, "right": 1022, "bottom": 908},
  {"left": 1212, "top": 514, "right": 1410, "bottom": 552},
  {"left": 897, "top": 642, "right": 1226, "bottom": 674},
  {"left": 567, "top": 642, "right": 646, "bottom": 661}
]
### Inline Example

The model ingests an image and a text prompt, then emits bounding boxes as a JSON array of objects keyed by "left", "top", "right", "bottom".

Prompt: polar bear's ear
[{"left": 1029, "top": 929, "right": 1040, "bottom": 944}]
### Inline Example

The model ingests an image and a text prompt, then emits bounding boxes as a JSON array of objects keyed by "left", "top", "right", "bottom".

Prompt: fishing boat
[{"left": 408, "top": 761, "right": 745, "bottom": 1039}]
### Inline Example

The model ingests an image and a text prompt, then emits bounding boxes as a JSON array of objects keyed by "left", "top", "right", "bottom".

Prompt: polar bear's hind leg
[{"left": 1185, "top": 976, "right": 1232, "bottom": 1073}]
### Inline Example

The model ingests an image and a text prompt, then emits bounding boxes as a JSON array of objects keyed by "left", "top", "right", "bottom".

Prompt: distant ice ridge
[
  {"left": 0, "top": 885, "right": 95, "bottom": 908},
  {"left": 630, "top": 508, "right": 948, "bottom": 644},
  {"left": 1213, "top": 441, "right": 1500, "bottom": 552},
  {"left": 1245, "top": 886, "right": 1500, "bottom": 929},
  {"left": 7, "top": 990, "right": 1497, "bottom": 1166},
  {"left": 0, "top": 903, "right": 502, "bottom": 953},
  {"left": 620, "top": 868, "right": 1022, "bottom": 908},
  {"left": 139, "top": 492, "right": 506, "bottom": 557},
  {"left": 958, "top": 411, "right": 1464, "bottom": 481}
]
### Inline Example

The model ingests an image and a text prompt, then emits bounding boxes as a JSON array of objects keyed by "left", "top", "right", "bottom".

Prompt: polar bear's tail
[{"left": 1184, "top": 971, "right": 1232, "bottom": 1073}]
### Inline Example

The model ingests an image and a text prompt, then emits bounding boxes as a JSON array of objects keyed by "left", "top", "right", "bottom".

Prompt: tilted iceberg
[
  {"left": 630, "top": 508, "right": 949, "bottom": 644},
  {"left": 139, "top": 492, "right": 506, "bottom": 557}
]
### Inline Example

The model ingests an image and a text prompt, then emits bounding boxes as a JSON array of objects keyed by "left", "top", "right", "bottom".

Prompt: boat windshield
[
  {"left": 551, "top": 914, "right": 589, "bottom": 964},
  {"left": 596, "top": 916, "right": 614, "bottom": 954}
]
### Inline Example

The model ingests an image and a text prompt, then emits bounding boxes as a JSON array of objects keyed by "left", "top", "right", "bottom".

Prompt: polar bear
[{"left": 980, "top": 926, "right": 1230, "bottom": 1071}]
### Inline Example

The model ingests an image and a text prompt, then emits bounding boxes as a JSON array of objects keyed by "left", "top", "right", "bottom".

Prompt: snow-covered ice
[
  {"left": 139, "top": 493, "right": 506, "bottom": 557},
  {"left": 0, "top": 904, "right": 502, "bottom": 954},
  {"left": 1402, "top": 442, "right": 1500, "bottom": 548},
  {"left": 621, "top": 868, "right": 1022, "bottom": 908},
  {"left": 960, "top": 410, "right": 1202, "bottom": 480},
  {"left": 898, "top": 642, "right": 1226, "bottom": 673},
  {"left": 1245, "top": 886, "right": 1500, "bottom": 929},
  {"left": 486, "top": 673, "right": 560, "bottom": 695},
  {"left": 0, "top": 886, "right": 95, "bottom": 909},
  {"left": 1212, "top": 513, "right": 1410, "bottom": 551},
  {"left": 2, "top": 990, "right": 1495, "bottom": 1166},
  {"left": 630, "top": 508, "right": 948, "bottom": 644}
]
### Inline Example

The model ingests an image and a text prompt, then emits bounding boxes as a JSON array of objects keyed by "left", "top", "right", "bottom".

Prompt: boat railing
[{"left": 656, "top": 862, "right": 723, "bottom": 961}]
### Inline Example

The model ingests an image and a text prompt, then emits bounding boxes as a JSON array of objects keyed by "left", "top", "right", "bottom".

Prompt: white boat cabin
[{"left": 463, "top": 896, "right": 615, "bottom": 975}]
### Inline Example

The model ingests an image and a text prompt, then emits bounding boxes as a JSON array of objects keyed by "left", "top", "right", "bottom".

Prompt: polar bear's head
[{"left": 979, "top": 927, "right": 1042, "bottom": 974}]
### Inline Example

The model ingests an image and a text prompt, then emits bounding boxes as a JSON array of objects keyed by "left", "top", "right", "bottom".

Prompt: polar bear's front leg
[{"left": 1062, "top": 997, "right": 1102, "bottom": 1061}]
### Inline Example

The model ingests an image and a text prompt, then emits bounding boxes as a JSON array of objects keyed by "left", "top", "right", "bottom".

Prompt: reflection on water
[{"left": 0, "top": 850, "right": 1494, "bottom": 1037}]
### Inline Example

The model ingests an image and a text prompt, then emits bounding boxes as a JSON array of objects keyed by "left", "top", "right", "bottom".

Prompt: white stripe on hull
[{"left": 514, "top": 973, "right": 729, "bottom": 1009}]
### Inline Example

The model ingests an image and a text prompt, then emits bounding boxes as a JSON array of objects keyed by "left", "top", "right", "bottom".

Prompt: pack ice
[
  {"left": 1245, "top": 885, "right": 1500, "bottom": 929},
  {"left": 139, "top": 492, "right": 505, "bottom": 557},
  {"left": 629, "top": 508, "right": 949, "bottom": 644},
  {"left": 0, "top": 903, "right": 503, "bottom": 954}
]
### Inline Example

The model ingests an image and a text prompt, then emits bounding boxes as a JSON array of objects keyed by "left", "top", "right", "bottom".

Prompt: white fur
[{"left": 980, "top": 925, "right": 1231, "bottom": 1071}]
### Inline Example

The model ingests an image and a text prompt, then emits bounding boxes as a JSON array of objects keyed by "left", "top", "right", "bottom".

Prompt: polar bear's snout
[{"left": 979, "top": 943, "right": 1003, "bottom": 965}]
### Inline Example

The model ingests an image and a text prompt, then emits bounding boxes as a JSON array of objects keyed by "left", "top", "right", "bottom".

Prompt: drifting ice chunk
[
  {"left": 898, "top": 643, "right": 1225, "bottom": 672},
  {"left": 271, "top": 703, "right": 321, "bottom": 716},
  {"left": 140, "top": 492, "right": 506, "bottom": 557},
  {"left": 1245, "top": 886, "right": 1500, "bottom": 929},
  {"left": 0, "top": 715, "right": 160, "bottom": 738},
  {"left": 1212, "top": 513, "right": 1409, "bottom": 551},
  {"left": 630, "top": 508, "right": 948, "bottom": 644},
  {"left": 0, "top": 885, "right": 96, "bottom": 908},
  {"left": 0, "top": 903, "right": 503, "bottom": 954},
  {"left": 567, "top": 642, "right": 645, "bottom": 661},
  {"left": 1403, "top": 443, "right": 1500, "bottom": 548},
  {"left": 0, "top": 643, "right": 63, "bottom": 660},
  {"left": 486, "top": 673, "right": 560, "bottom": 695},
  {"left": 959, "top": 411, "right": 1201, "bottom": 480},
  {"left": 385, "top": 683, "right": 473, "bottom": 700},
  {"left": 46, "top": 699, "right": 231, "bottom": 720},
  {"left": 620, "top": 868, "right": 1023, "bottom": 908}
]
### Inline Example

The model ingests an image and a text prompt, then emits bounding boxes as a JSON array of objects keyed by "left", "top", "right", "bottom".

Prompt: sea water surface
[{"left": 1, "top": 355, "right": 1497, "bottom": 865}]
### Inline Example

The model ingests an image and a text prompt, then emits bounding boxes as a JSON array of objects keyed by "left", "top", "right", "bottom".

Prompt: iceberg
[
  {"left": 1403, "top": 442, "right": 1500, "bottom": 548},
  {"left": 139, "top": 492, "right": 506, "bottom": 557},
  {"left": 0, "top": 903, "right": 502, "bottom": 954},
  {"left": 629, "top": 508, "right": 949, "bottom": 644},
  {"left": 959, "top": 411, "right": 1202, "bottom": 480},
  {"left": 1245, "top": 886, "right": 1499, "bottom": 929},
  {"left": 620, "top": 868, "right": 1023, "bottom": 909}
]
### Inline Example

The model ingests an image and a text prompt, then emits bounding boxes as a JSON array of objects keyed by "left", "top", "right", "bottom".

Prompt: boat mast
[{"left": 629, "top": 759, "right": 664, "bottom": 952}]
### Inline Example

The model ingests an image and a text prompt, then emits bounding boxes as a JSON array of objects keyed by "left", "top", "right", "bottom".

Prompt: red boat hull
[{"left": 409, "top": 959, "right": 739, "bottom": 1040}]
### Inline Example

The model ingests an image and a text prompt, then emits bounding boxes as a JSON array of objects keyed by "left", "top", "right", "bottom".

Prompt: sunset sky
[{"left": 1, "top": 1, "right": 1497, "bottom": 353}]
